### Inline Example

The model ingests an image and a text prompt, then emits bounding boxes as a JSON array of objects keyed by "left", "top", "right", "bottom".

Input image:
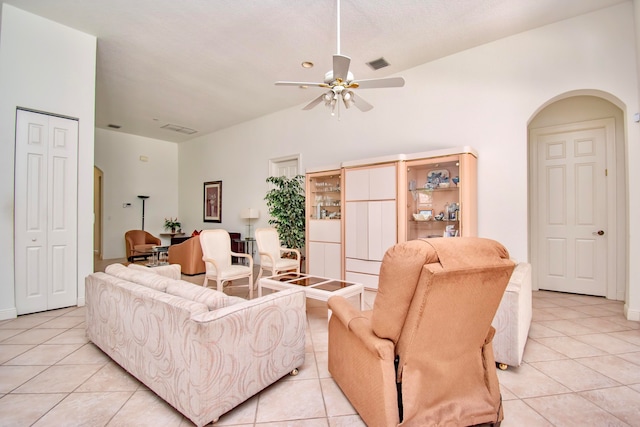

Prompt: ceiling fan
[{"left": 275, "top": 0, "right": 405, "bottom": 115}]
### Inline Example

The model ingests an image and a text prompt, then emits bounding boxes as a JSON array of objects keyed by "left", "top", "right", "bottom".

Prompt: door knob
[
  {"left": 31, "top": 238, "right": 37, "bottom": 242},
  {"left": 592, "top": 230, "right": 605, "bottom": 236}
]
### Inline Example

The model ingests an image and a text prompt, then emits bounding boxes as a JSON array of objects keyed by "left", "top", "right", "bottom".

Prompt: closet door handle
[{"left": 592, "top": 230, "right": 605, "bottom": 236}]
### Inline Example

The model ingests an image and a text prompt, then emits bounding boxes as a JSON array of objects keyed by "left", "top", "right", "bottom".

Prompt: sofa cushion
[
  {"left": 100, "top": 275, "right": 209, "bottom": 316},
  {"left": 127, "top": 263, "right": 181, "bottom": 280},
  {"left": 105, "top": 263, "right": 174, "bottom": 292},
  {"left": 165, "top": 281, "right": 233, "bottom": 310}
]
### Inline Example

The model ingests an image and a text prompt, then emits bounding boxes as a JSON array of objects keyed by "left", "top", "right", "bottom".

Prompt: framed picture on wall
[{"left": 204, "top": 181, "right": 222, "bottom": 223}]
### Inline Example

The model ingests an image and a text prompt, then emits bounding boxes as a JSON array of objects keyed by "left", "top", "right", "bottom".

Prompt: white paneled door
[
  {"left": 532, "top": 120, "right": 612, "bottom": 296},
  {"left": 270, "top": 156, "right": 299, "bottom": 179},
  {"left": 15, "top": 110, "right": 78, "bottom": 314}
]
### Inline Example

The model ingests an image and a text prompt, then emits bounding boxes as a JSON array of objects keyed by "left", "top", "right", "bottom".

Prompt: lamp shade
[{"left": 241, "top": 208, "right": 260, "bottom": 220}]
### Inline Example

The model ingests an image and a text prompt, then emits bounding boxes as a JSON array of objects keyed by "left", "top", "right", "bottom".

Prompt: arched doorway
[{"left": 529, "top": 94, "right": 627, "bottom": 301}]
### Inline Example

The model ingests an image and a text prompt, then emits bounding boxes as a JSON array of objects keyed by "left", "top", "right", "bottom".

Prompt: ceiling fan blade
[
  {"left": 353, "top": 94, "right": 374, "bottom": 112},
  {"left": 352, "top": 76, "right": 405, "bottom": 89},
  {"left": 275, "top": 81, "right": 328, "bottom": 87},
  {"left": 302, "top": 94, "right": 326, "bottom": 110},
  {"left": 333, "top": 54, "right": 351, "bottom": 81}
]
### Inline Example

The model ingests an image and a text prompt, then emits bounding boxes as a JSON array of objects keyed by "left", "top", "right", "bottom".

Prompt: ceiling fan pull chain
[{"left": 336, "top": 0, "right": 341, "bottom": 55}]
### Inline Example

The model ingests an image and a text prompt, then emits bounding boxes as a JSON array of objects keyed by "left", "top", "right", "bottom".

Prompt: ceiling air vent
[
  {"left": 161, "top": 123, "right": 198, "bottom": 135},
  {"left": 366, "top": 57, "right": 390, "bottom": 71}
]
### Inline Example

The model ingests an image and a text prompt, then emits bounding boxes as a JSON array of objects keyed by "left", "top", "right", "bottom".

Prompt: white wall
[
  {"left": 0, "top": 4, "right": 96, "bottom": 318},
  {"left": 95, "top": 129, "right": 180, "bottom": 259},
  {"left": 178, "top": 3, "right": 640, "bottom": 318}
]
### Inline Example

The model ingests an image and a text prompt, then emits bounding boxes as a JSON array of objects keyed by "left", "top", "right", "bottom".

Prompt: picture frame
[
  {"left": 203, "top": 181, "right": 222, "bottom": 223},
  {"left": 419, "top": 209, "right": 433, "bottom": 217}
]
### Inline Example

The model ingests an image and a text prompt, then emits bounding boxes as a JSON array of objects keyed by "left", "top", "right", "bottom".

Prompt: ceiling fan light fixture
[
  {"left": 274, "top": 0, "right": 405, "bottom": 116},
  {"left": 323, "top": 91, "right": 334, "bottom": 105},
  {"left": 343, "top": 90, "right": 354, "bottom": 109}
]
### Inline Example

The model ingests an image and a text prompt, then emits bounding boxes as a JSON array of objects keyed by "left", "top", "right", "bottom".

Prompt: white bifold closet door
[{"left": 14, "top": 109, "right": 78, "bottom": 315}]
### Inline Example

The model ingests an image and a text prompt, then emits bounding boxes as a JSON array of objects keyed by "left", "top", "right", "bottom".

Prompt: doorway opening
[
  {"left": 528, "top": 93, "right": 627, "bottom": 301},
  {"left": 269, "top": 154, "right": 300, "bottom": 179}
]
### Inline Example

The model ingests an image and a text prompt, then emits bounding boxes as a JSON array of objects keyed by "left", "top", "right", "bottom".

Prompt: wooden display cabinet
[
  {"left": 305, "top": 169, "right": 343, "bottom": 279},
  {"left": 400, "top": 149, "right": 477, "bottom": 241}
]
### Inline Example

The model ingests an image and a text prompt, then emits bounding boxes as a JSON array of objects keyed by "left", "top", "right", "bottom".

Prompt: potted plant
[
  {"left": 264, "top": 175, "right": 306, "bottom": 251},
  {"left": 164, "top": 217, "right": 181, "bottom": 233}
]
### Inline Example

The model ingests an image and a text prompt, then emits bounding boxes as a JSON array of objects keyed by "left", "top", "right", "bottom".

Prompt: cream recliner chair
[
  {"left": 200, "top": 229, "right": 254, "bottom": 298},
  {"left": 254, "top": 227, "right": 300, "bottom": 285},
  {"left": 328, "top": 237, "right": 515, "bottom": 427}
]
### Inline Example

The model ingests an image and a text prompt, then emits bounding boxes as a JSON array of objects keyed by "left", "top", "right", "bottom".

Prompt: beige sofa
[{"left": 86, "top": 263, "right": 306, "bottom": 427}]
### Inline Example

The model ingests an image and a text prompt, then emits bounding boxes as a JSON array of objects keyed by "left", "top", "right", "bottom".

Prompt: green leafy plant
[
  {"left": 163, "top": 217, "right": 181, "bottom": 231},
  {"left": 264, "top": 175, "right": 306, "bottom": 250}
]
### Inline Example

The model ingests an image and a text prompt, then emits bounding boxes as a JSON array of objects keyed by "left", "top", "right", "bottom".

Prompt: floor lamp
[
  {"left": 241, "top": 208, "right": 260, "bottom": 240},
  {"left": 138, "top": 195, "right": 149, "bottom": 230}
]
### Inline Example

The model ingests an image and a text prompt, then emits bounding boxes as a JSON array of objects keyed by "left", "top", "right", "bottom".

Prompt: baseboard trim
[
  {"left": 0, "top": 307, "right": 18, "bottom": 320},
  {"left": 624, "top": 304, "right": 640, "bottom": 321}
]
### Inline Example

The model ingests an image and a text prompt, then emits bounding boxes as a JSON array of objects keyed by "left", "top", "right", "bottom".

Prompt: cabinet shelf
[
  {"left": 411, "top": 219, "right": 459, "bottom": 223},
  {"left": 410, "top": 186, "right": 459, "bottom": 194}
]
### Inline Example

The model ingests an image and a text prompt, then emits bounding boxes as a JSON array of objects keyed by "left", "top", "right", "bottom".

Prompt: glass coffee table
[
  {"left": 134, "top": 245, "right": 169, "bottom": 267},
  {"left": 258, "top": 273, "right": 364, "bottom": 310}
]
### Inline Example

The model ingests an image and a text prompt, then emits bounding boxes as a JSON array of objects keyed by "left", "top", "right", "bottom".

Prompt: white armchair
[
  {"left": 200, "top": 229, "right": 254, "bottom": 299},
  {"left": 254, "top": 227, "right": 300, "bottom": 285}
]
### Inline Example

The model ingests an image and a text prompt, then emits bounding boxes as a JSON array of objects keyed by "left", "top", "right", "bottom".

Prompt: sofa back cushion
[
  {"left": 127, "top": 263, "right": 181, "bottom": 280},
  {"left": 105, "top": 263, "right": 174, "bottom": 292},
  {"left": 88, "top": 273, "right": 209, "bottom": 318},
  {"left": 165, "top": 281, "right": 233, "bottom": 310}
]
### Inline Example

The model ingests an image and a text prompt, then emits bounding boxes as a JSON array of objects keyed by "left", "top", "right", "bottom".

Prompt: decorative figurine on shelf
[
  {"left": 452, "top": 176, "right": 460, "bottom": 186},
  {"left": 434, "top": 212, "right": 445, "bottom": 221},
  {"left": 164, "top": 217, "right": 181, "bottom": 233}
]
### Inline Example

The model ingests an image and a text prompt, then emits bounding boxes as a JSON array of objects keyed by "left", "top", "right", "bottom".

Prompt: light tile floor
[{"left": 1, "top": 263, "right": 639, "bottom": 426}]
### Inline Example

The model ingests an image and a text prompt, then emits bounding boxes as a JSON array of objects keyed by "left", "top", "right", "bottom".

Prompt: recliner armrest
[{"left": 329, "top": 296, "right": 394, "bottom": 360}]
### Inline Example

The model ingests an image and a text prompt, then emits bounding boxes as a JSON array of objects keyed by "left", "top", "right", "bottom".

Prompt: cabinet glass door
[
  {"left": 406, "top": 158, "right": 462, "bottom": 240},
  {"left": 309, "top": 174, "right": 341, "bottom": 220}
]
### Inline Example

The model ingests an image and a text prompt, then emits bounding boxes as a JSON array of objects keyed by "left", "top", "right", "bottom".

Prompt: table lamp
[{"left": 241, "top": 208, "right": 260, "bottom": 239}]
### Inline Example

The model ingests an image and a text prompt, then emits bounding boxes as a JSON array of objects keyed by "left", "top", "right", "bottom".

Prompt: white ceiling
[{"left": 3, "top": 0, "right": 626, "bottom": 142}]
